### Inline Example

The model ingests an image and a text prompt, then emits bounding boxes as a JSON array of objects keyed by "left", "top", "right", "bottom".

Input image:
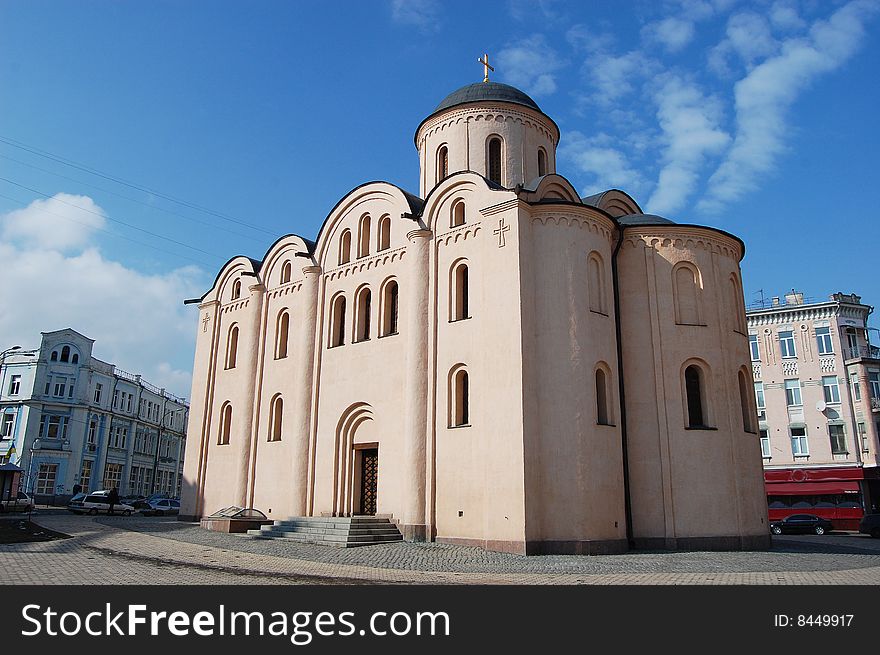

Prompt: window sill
[
  {"left": 590, "top": 310, "right": 609, "bottom": 317},
  {"left": 685, "top": 425, "right": 717, "bottom": 431},
  {"left": 597, "top": 422, "right": 616, "bottom": 427},
  {"left": 744, "top": 429, "right": 758, "bottom": 435},
  {"left": 676, "top": 322, "right": 708, "bottom": 327},
  {"left": 448, "top": 424, "right": 472, "bottom": 430},
  {"left": 378, "top": 331, "right": 399, "bottom": 339},
  {"left": 762, "top": 456, "right": 772, "bottom": 460},
  {"left": 327, "top": 343, "right": 345, "bottom": 349},
  {"left": 793, "top": 455, "right": 810, "bottom": 460},
  {"left": 781, "top": 356, "right": 798, "bottom": 360},
  {"left": 353, "top": 337, "right": 371, "bottom": 344},
  {"left": 449, "top": 317, "right": 472, "bottom": 324}
]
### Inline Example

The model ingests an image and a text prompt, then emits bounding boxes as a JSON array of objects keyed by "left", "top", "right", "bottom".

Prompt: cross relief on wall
[{"left": 493, "top": 218, "right": 510, "bottom": 248}]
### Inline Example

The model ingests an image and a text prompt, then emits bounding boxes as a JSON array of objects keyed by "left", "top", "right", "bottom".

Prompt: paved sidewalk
[{"left": 2, "top": 515, "right": 880, "bottom": 585}]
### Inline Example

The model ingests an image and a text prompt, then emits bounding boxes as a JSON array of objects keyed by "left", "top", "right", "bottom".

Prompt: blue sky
[{"left": 1, "top": 0, "right": 878, "bottom": 396}]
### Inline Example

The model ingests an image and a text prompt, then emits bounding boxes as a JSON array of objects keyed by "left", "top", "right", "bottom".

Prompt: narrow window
[
  {"left": 749, "top": 334, "right": 760, "bottom": 361},
  {"left": 378, "top": 215, "right": 391, "bottom": 251},
  {"left": 339, "top": 229, "right": 352, "bottom": 265},
  {"left": 779, "top": 330, "right": 797, "bottom": 358},
  {"left": 829, "top": 424, "right": 847, "bottom": 455},
  {"left": 281, "top": 260, "right": 292, "bottom": 284},
  {"left": 330, "top": 295, "right": 346, "bottom": 347},
  {"left": 51, "top": 351, "right": 58, "bottom": 361},
  {"left": 355, "top": 287, "right": 372, "bottom": 342},
  {"left": 450, "top": 367, "right": 469, "bottom": 427},
  {"left": 685, "top": 365, "right": 705, "bottom": 428},
  {"left": 358, "top": 215, "right": 371, "bottom": 258},
  {"left": 537, "top": 148, "right": 547, "bottom": 177},
  {"left": 784, "top": 379, "right": 802, "bottom": 406},
  {"left": 72, "top": 353, "right": 79, "bottom": 364},
  {"left": 760, "top": 429, "right": 771, "bottom": 458},
  {"left": 451, "top": 200, "right": 465, "bottom": 227},
  {"left": 61, "top": 346, "right": 70, "bottom": 362},
  {"left": 596, "top": 368, "right": 610, "bottom": 425},
  {"left": 754, "top": 382, "right": 765, "bottom": 411},
  {"left": 382, "top": 280, "right": 399, "bottom": 336},
  {"left": 276, "top": 311, "right": 290, "bottom": 359},
  {"left": 815, "top": 326, "right": 833, "bottom": 355},
  {"left": 730, "top": 276, "right": 746, "bottom": 333},
  {"left": 437, "top": 145, "right": 449, "bottom": 183},
  {"left": 588, "top": 253, "right": 605, "bottom": 314},
  {"left": 218, "top": 402, "right": 232, "bottom": 445},
  {"left": 451, "top": 261, "right": 469, "bottom": 321},
  {"left": 674, "top": 264, "right": 700, "bottom": 325},
  {"left": 231, "top": 279, "right": 241, "bottom": 300},
  {"left": 822, "top": 376, "right": 840, "bottom": 404},
  {"left": 738, "top": 369, "right": 753, "bottom": 432},
  {"left": 487, "top": 137, "right": 502, "bottom": 185},
  {"left": 269, "top": 395, "right": 283, "bottom": 442},
  {"left": 226, "top": 325, "right": 239, "bottom": 369},
  {"left": 851, "top": 373, "right": 861, "bottom": 401}
]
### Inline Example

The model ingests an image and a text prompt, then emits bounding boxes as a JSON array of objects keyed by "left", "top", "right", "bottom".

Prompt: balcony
[{"left": 846, "top": 345, "right": 880, "bottom": 361}]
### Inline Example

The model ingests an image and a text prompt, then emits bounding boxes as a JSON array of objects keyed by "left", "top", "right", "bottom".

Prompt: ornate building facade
[{"left": 180, "top": 79, "right": 770, "bottom": 554}]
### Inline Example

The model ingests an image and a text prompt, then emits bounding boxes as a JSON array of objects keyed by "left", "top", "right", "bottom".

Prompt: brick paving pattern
[{"left": 2, "top": 515, "right": 880, "bottom": 585}]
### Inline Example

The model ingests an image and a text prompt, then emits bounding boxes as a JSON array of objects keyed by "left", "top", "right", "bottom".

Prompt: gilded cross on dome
[{"left": 478, "top": 53, "right": 494, "bottom": 83}]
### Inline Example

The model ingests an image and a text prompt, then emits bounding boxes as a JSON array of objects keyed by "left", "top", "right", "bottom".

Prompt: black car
[
  {"left": 770, "top": 514, "right": 834, "bottom": 535},
  {"left": 858, "top": 514, "right": 880, "bottom": 538}
]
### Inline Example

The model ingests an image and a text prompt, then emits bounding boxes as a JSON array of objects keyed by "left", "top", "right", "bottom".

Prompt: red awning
[{"left": 765, "top": 481, "right": 861, "bottom": 495}]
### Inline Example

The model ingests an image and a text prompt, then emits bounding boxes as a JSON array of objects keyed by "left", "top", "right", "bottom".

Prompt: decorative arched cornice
[
  {"left": 529, "top": 206, "right": 616, "bottom": 241},
  {"left": 260, "top": 235, "right": 313, "bottom": 290},
  {"left": 518, "top": 173, "right": 581, "bottom": 203},
  {"left": 622, "top": 226, "right": 744, "bottom": 262},
  {"left": 200, "top": 256, "right": 259, "bottom": 305},
  {"left": 415, "top": 104, "right": 560, "bottom": 149}
]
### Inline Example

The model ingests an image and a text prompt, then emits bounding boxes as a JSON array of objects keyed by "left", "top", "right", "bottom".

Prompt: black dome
[{"left": 434, "top": 82, "right": 542, "bottom": 113}]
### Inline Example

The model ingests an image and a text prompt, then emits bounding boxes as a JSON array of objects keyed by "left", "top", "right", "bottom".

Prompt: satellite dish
[{"left": 816, "top": 400, "right": 827, "bottom": 412}]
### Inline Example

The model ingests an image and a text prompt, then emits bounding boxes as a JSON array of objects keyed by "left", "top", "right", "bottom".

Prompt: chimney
[
  {"left": 772, "top": 297, "right": 780, "bottom": 307},
  {"left": 784, "top": 290, "right": 804, "bottom": 306}
]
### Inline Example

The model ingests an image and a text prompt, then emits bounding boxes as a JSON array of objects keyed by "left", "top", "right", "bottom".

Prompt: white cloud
[
  {"left": 497, "top": 35, "right": 565, "bottom": 97},
  {"left": 699, "top": 0, "right": 879, "bottom": 213},
  {"left": 0, "top": 196, "right": 205, "bottom": 397},
  {"left": 647, "top": 76, "right": 730, "bottom": 215},
  {"left": 769, "top": 1, "right": 806, "bottom": 31},
  {"left": 585, "top": 50, "right": 654, "bottom": 106},
  {"left": 389, "top": 0, "right": 440, "bottom": 30},
  {"left": 1, "top": 193, "right": 106, "bottom": 251},
  {"left": 643, "top": 17, "right": 696, "bottom": 52},
  {"left": 708, "top": 12, "right": 778, "bottom": 77},
  {"left": 560, "top": 131, "right": 648, "bottom": 197}
]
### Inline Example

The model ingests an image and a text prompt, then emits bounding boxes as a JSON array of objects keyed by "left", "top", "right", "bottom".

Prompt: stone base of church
[
  {"left": 401, "top": 523, "right": 427, "bottom": 542},
  {"left": 436, "top": 536, "right": 629, "bottom": 556},
  {"left": 633, "top": 534, "right": 772, "bottom": 551}
]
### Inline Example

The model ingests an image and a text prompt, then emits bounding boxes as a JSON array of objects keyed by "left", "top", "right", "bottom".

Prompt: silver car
[{"left": 0, "top": 491, "right": 34, "bottom": 513}]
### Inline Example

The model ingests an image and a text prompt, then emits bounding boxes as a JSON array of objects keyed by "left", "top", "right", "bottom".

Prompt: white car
[
  {"left": 67, "top": 491, "right": 134, "bottom": 516},
  {"left": 0, "top": 491, "right": 34, "bottom": 513}
]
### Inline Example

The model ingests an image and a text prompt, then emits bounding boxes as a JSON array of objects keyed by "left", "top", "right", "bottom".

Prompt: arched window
[
  {"left": 450, "top": 260, "right": 469, "bottom": 321},
  {"left": 358, "top": 214, "right": 371, "bottom": 258},
  {"left": 355, "top": 287, "right": 371, "bottom": 342},
  {"left": 281, "top": 260, "right": 292, "bottom": 284},
  {"left": 218, "top": 402, "right": 232, "bottom": 445},
  {"left": 451, "top": 200, "right": 465, "bottom": 227},
  {"left": 487, "top": 136, "right": 503, "bottom": 185},
  {"left": 61, "top": 346, "right": 70, "bottom": 362},
  {"left": 538, "top": 148, "right": 547, "bottom": 177},
  {"left": 449, "top": 365, "right": 470, "bottom": 427},
  {"left": 381, "top": 279, "right": 399, "bottom": 336},
  {"left": 330, "top": 294, "right": 346, "bottom": 347},
  {"left": 738, "top": 369, "right": 754, "bottom": 432},
  {"left": 51, "top": 351, "right": 58, "bottom": 361},
  {"left": 275, "top": 310, "right": 290, "bottom": 359},
  {"left": 588, "top": 253, "right": 606, "bottom": 314},
  {"left": 596, "top": 367, "right": 611, "bottom": 425},
  {"left": 226, "top": 325, "right": 239, "bottom": 369},
  {"left": 339, "top": 229, "right": 352, "bottom": 265},
  {"left": 684, "top": 364, "right": 707, "bottom": 428},
  {"left": 437, "top": 145, "right": 449, "bottom": 183},
  {"left": 71, "top": 353, "right": 79, "bottom": 364},
  {"left": 674, "top": 263, "right": 701, "bottom": 325},
  {"left": 268, "top": 395, "right": 283, "bottom": 442},
  {"left": 231, "top": 279, "right": 241, "bottom": 300},
  {"left": 730, "top": 275, "right": 745, "bottom": 333},
  {"left": 377, "top": 215, "right": 391, "bottom": 251}
]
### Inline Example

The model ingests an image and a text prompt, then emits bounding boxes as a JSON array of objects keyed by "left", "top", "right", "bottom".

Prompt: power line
[
  {"left": 0, "top": 191, "right": 221, "bottom": 268},
  {"left": 0, "top": 176, "right": 225, "bottom": 261},
  {"left": 0, "top": 153, "right": 267, "bottom": 244},
  {"left": 0, "top": 134, "right": 277, "bottom": 236}
]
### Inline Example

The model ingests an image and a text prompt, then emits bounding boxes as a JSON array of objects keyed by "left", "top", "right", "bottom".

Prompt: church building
[{"left": 179, "top": 70, "right": 771, "bottom": 554}]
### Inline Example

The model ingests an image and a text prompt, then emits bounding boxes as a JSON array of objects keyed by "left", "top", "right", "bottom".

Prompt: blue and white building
[{"left": 0, "top": 329, "right": 189, "bottom": 502}]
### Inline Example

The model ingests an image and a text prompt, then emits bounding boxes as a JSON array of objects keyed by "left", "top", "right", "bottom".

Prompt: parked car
[
  {"left": 141, "top": 498, "right": 180, "bottom": 516},
  {"left": 858, "top": 514, "right": 880, "bottom": 538},
  {"left": 770, "top": 514, "right": 834, "bottom": 535},
  {"left": 0, "top": 491, "right": 34, "bottom": 513},
  {"left": 67, "top": 492, "right": 135, "bottom": 516}
]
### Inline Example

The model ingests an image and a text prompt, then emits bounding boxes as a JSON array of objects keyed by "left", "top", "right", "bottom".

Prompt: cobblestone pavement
[{"left": 2, "top": 515, "right": 880, "bottom": 585}]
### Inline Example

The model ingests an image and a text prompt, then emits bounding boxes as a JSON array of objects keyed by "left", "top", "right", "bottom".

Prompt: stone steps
[{"left": 247, "top": 516, "right": 403, "bottom": 548}]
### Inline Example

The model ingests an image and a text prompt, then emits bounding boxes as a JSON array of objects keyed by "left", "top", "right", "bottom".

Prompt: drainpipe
[{"left": 610, "top": 224, "right": 634, "bottom": 548}]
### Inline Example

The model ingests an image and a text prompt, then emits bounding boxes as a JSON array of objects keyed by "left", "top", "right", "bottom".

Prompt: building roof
[
  {"left": 433, "top": 82, "right": 542, "bottom": 114},
  {"left": 616, "top": 213, "right": 677, "bottom": 226}
]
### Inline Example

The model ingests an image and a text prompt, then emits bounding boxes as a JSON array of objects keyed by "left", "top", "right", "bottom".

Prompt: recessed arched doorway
[
  {"left": 333, "top": 402, "right": 380, "bottom": 517},
  {"left": 353, "top": 445, "right": 378, "bottom": 516}
]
